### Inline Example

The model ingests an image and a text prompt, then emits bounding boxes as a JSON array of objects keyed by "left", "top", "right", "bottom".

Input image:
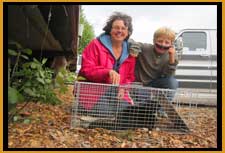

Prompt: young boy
[
  {"left": 130, "top": 27, "right": 178, "bottom": 90},
  {"left": 130, "top": 27, "right": 179, "bottom": 118}
]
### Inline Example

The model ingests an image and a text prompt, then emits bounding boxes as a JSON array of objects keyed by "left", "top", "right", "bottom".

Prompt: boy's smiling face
[{"left": 154, "top": 35, "right": 173, "bottom": 54}]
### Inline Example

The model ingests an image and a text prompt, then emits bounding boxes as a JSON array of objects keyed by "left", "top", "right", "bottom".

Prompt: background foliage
[{"left": 78, "top": 9, "right": 95, "bottom": 54}]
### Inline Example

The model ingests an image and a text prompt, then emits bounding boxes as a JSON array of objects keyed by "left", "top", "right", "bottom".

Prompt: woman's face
[
  {"left": 110, "top": 19, "right": 129, "bottom": 43},
  {"left": 154, "top": 35, "right": 172, "bottom": 54}
]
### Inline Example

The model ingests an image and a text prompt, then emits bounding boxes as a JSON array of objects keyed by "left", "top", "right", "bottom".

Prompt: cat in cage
[{"left": 88, "top": 98, "right": 159, "bottom": 130}]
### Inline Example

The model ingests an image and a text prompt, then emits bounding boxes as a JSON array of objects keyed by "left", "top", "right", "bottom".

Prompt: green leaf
[
  {"left": 21, "top": 55, "right": 29, "bottom": 60},
  {"left": 37, "top": 78, "right": 45, "bottom": 84},
  {"left": 22, "top": 48, "right": 32, "bottom": 55},
  {"left": 24, "top": 88, "right": 36, "bottom": 97},
  {"left": 60, "top": 86, "right": 68, "bottom": 93},
  {"left": 8, "top": 49, "right": 18, "bottom": 56},
  {"left": 8, "top": 87, "right": 24, "bottom": 104},
  {"left": 66, "top": 75, "right": 75, "bottom": 83},
  {"left": 59, "top": 68, "right": 67, "bottom": 74},
  {"left": 42, "top": 58, "right": 47, "bottom": 65},
  {"left": 32, "top": 87, "right": 36, "bottom": 93},
  {"left": 45, "top": 79, "right": 52, "bottom": 84},
  {"left": 77, "top": 76, "right": 87, "bottom": 81},
  {"left": 24, "top": 81, "right": 31, "bottom": 87},
  {"left": 8, "top": 40, "right": 22, "bottom": 49},
  {"left": 30, "top": 63, "right": 36, "bottom": 69},
  {"left": 33, "top": 58, "right": 39, "bottom": 63},
  {"left": 56, "top": 75, "right": 64, "bottom": 84},
  {"left": 39, "top": 71, "right": 44, "bottom": 78},
  {"left": 22, "top": 62, "right": 30, "bottom": 68},
  {"left": 13, "top": 116, "right": 19, "bottom": 122},
  {"left": 23, "top": 119, "right": 31, "bottom": 124},
  {"left": 41, "top": 95, "right": 47, "bottom": 101},
  {"left": 57, "top": 71, "right": 64, "bottom": 78},
  {"left": 36, "top": 94, "right": 40, "bottom": 98}
]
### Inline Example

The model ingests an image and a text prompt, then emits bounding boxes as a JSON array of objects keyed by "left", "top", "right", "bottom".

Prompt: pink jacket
[{"left": 74, "top": 34, "right": 136, "bottom": 110}]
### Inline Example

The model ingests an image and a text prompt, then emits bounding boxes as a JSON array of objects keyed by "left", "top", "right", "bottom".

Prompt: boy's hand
[
  {"left": 168, "top": 46, "right": 175, "bottom": 56},
  {"left": 130, "top": 51, "right": 139, "bottom": 57},
  {"left": 168, "top": 46, "right": 176, "bottom": 64},
  {"left": 128, "top": 39, "right": 141, "bottom": 57}
]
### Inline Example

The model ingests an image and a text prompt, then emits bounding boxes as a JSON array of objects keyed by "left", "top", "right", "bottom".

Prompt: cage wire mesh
[{"left": 71, "top": 81, "right": 215, "bottom": 133}]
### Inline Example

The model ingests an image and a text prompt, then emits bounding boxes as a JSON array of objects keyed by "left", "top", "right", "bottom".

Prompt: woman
[{"left": 75, "top": 12, "right": 136, "bottom": 117}]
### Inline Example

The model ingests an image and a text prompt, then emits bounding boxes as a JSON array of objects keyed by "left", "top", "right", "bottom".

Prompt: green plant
[
  {"left": 8, "top": 41, "right": 32, "bottom": 113},
  {"left": 8, "top": 41, "right": 63, "bottom": 121},
  {"left": 11, "top": 58, "right": 61, "bottom": 105},
  {"left": 54, "top": 68, "right": 76, "bottom": 93}
]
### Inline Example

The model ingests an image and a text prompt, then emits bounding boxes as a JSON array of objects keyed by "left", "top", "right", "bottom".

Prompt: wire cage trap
[{"left": 71, "top": 82, "right": 211, "bottom": 133}]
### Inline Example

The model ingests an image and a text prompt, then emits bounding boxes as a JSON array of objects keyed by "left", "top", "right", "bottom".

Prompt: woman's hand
[
  {"left": 117, "top": 88, "right": 125, "bottom": 100},
  {"left": 117, "top": 88, "right": 134, "bottom": 105},
  {"left": 109, "top": 70, "right": 120, "bottom": 85}
]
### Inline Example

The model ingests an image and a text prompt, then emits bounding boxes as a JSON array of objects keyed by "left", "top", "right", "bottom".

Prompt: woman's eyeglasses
[
  {"left": 155, "top": 43, "right": 172, "bottom": 50},
  {"left": 112, "top": 26, "right": 128, "bottom": 31}
]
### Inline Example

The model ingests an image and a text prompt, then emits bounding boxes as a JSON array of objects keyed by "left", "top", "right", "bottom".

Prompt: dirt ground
[{"left": 8, "top": 85, "right": 217, "bottom": 148}]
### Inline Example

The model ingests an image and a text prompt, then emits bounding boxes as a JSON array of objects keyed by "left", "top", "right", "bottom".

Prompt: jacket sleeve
[
  {"left": 79, "top": 40, "right": 111, "bottom": 83},
  {"left": 123, "top": 56, "right": 136, "bottom": 84},
  {"left": 128, "top": 39, "right": 142, "bottom": 56},
  {"left": 163, "top": 53, "right": 179, "bottom": 76}
]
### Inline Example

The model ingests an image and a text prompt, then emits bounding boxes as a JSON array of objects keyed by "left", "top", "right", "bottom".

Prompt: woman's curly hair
[{"left": 103, "top": 12, "right": 133, "bottom": 40}]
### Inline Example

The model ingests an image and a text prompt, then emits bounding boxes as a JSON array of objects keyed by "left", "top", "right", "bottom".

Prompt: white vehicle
[{"left": 174, "top": 29, "right": 217, "bottom": 89}]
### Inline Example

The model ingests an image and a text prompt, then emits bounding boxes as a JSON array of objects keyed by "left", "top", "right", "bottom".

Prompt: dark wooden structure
[{"left": 7, "top": 4, "right": 80, "bottom": 70}]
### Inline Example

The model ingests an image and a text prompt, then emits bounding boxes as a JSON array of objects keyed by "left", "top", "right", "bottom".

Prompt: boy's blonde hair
[{"left": 153, "top": 27, "right": 176, "bottom": 43}]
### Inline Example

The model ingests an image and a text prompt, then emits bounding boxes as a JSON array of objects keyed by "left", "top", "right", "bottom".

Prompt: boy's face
[{"left": 154, "top": 35, "right": 173, "bottom": 54}]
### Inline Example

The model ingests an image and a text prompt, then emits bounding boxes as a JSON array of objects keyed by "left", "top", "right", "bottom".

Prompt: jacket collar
[{"left": 98, "top": 33, "right": 129, "bottom": 64}]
